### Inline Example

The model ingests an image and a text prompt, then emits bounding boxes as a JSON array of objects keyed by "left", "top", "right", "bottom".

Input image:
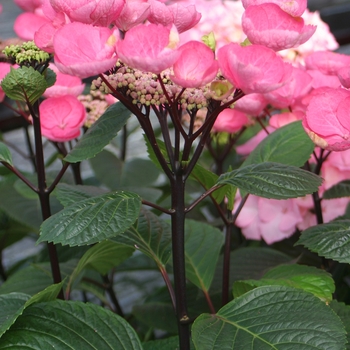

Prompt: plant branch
[{"left": 185, "top": 185, "right": 222, "bottom": 213}]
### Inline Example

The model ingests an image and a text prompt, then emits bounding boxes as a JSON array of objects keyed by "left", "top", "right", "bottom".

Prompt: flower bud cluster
[
  {"left": 91, "top": 61, "right": 235, "bottom": 112},
  {"left": 78, "top": 90, "right": 110, "bottom": 128},
  {"left": 2, "top": 41, "right": 51, "bottom": 67}
]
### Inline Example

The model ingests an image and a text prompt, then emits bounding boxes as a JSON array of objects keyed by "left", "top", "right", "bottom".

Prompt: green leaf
[
  {"left": 1, "top": 66, "right": 47, "bottom": 104},
  {"left": 67, "top": 240, "right": 133, "bottom": 292},
  {"left": 0, "top": 300, "right": 143, "bottom": 349},
  {"left": 38, "top": 190, "right": 142, "bottom": 246},
  {"left": 0, "top": 283, "right": 62, "bottom": 338},
  {"left": 233, "top": 264, "right": 335, "bottom": 302},
  {"left": 113, "top": 208, "right": 172, "bottom": 266},
  {"left": 323, "top": 180, "right": 350, "bottom": 199},
  {"left": 64, "top": 102, "right": 131, "bottom": 163},
  {"left": 216, "top": 162, "right": 322, "bottom": 199},
  {"left": 132, "top": 302, "right": 177, "bottom": 333},
  {"left": 243, "top": 121, "right": 314, "bottom": 167},
  {"left": 184, "top": 220, "right": 224, "bottom": 292},
  {"left": 192, "top": 285, "right": 346, "bottom": 350},
  {"left": 297, "top": 220, "right": 350, "bottom": 263},
  {"left": 0, "top": 142, "right": 13, "bottom": 166},
  {"left": 0, "top": 293, "right": 30, "bottom": 337},
  {"left": 330, "top": 300, "right": 350, "bottom": 350},
  {"left": 143, "top": 336, "right": 195, "bottom": 350},
  {"left": 54, "top": 183, "right": 107, "bottom": 207},
  {"left": 43, "top": 67, "right": 56, "bottom": 88}
]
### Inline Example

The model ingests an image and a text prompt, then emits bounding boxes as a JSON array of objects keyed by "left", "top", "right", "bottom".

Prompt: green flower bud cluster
[{"left": 2, "top": 41, "right": 51, "bottom": 67}]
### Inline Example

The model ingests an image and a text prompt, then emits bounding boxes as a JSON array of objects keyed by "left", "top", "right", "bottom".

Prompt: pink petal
[
  {"left": 212, "top": 109, "right": 249, "bottom": 133},
  {"left": 168, "top": 3, "right": 201, "bottom": 34},
  {"left": 241, "top": 0, "right": 307, "bottom": 17},
  {"left": 305, "top": 51, "right": 350, "bottom": 76},
  {"left": 171, "top": 41, "right": 218, "bottom": 88},
  {"left": 14, "top": 12, "right": 51, "bottom": 41},
  {"left": 242, "top": 4, "right": 316, "bottom": 51}
]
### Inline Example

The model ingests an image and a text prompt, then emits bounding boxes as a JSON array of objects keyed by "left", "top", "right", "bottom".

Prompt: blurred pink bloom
[
  {"left": 297, "top": 197, "right": 349, "bottom": 231},
  {"left": 283, "top": 9, "right": 339, "bottom": 60},
  {"left": 241, "top": 0, "right": 307, "bottom": 17},
  {"left": 234, "top": 93, "right": 267, "bottom": 116},
  {"left": 217, "top": 43, "right": 292, "bottom": 94},
  {"left": 269, "top": 111, "right": 304, "bottom": 129},
  {"left": 117, "top": 23, "right": 180, "bottom": 74},
  {"left": 14, "top": 12, "right": 51, "bottom": 40},
  {"left": 305, "top": 51, "right": 350, "bottom": 76},
  {"left": 43, "top": 64, "right": 85, "bottom": 98},
  {"left": 14, "top": 0, "right": 42, "bottom": 12},
  {"left": 236, "top": 127, "right": 273, "bottom": 156},
  {"left": 263, "top": 66, "right": 313, "bottom": 109},
  {"left": 168, "top": 3, "right": 201, "bottom": 34},
  {"left": 303, "top": 87, "right": 350, "bottom": 151},
  {"left": 242, "top": 3, "right": 316, "bottom": 51},
  {"left": 321, "top": 149, "right": 350, "bottom": 190},
  {"left": 39, "top": 95, "right": 86, "bottom": 142},
  {"left": 50, "top": 0, "right": 125, "bottom": 27},
  {"left": 0, "top": 63, "right": 12, "bottom": 103},
  {"left": 306, "top": 69, "right": 341, "bottom": 90},
  {"left": 235, "top": 194, "right": 303, "bottom": 244},
  {"left": 338, "top": 67, "right": 350, "bottom": 89},
  {"left": 53, "top": 23, "right": 118, "bottom": 79},
  {"left": 178, "top": 0, "right": 245, "bottom": 50},
  {"left": 171, "top": 41, "right": 218, "bottom": 88},
  {"left": 114, "top": 0, "right": 150, "bottom": 32},
  {"left": 212, "top": 109, "right": 249, "bottom": 133}
]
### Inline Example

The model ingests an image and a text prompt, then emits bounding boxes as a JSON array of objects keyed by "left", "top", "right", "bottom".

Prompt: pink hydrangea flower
[
  {"left": 263, "top": 66, "right": 313, "bottom": 109},
  {"left": 305, "top": 51, "right": 350, "bottom": 76},
  {"left": 147, "top": 0, "right": 173, "bottom": 27},
  {"left": 241, "top": 0, "right": 307, "bottom": 17},
  {"left": 217, "top": 43, "right": 292, "bottom": 94},
  {"left": 235, "top": 194, "right": 304, "bottom": 244},
  {"left": 0, "top": 63, "right": 12, "bottom": 103},
  {"left": 39, "top": 95, "right": 86, "bottom": 142},
  {"left": 117, "top": 23, "right": 180, "bottom": 74},
  {"left": 236, "top": 127, "right": 273, "bottom": 156},
  {"left": 168, "top": 3, "right": 201, "bottom": 34},
  {"left": 269, "top": 111, "right": 304, "bottom": 129},
  {"left": 234, "top": 93, "right": 267, "bottom": 116},
  {"left": 303, "top": 87, "right": 350, "bottom": 151},
  {"left": 171, "top": 41, "right": 218, "bottom": 88},
  {"left": 53, "top": 23, "right": 118, "bottom": 79},
  {"left": 50, "top": 0, "right": 125, "bottom": 27},
  {"left": 114, "top": 0, "right": 150, "bottom": 32},
  {"left": 212, "top": 109, "right": 249, "bottom": 133},
  {"left": 242, "top": 3, "right": 316, "bottom": 52},
  {"left": 43, "top": 64, "right": 85, "bottom": 98},
  {"left": 14, "top": 12, "right": 51, "bottom": 41},
  {"left": 306, "top": 69, "right": 341, "bottom": 90}
]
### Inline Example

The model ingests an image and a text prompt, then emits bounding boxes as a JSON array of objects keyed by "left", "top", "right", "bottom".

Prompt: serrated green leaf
[
  {"left": 0, "top": 300, "right": 143, "bottom": 349},
  {"left": 184, "top": 220, "right": 224, "bottom": 292},
  {"left": 0, "top": 293, "right": 30, "bottom": 337},
  {"left": 44, "top": 67, "right": 56, "bottom": 88},
  {"left": 216, "top": 162, "right": 322, "bottom": 199},
  {"left": 243, "top": 121, "right": 314, "bottom": 167},
  {"left": 25, "top": 282, "right": 64, "bottom": 307},
  {"left": 67, "top": 240, "right": 134, "bottom": 293},
  {"left": 1, "top": 66, "right": 47, "bottom": 104},
  {"left": 330, "top": 300, "right": 350, "bottom": 350},
  {"left": 0, "top": 142, "right": 13, "bottom": 166},
  {"left": 233, "top": 264, "right": 335, "bottom": 302},
  {"left": 297, "top": 220, "right": 350, "bottom": 263},
  {"left": 113, "top": 208, "right": 172, "bottom": 267},
  {"left": 192, "top": 285, "right": 346, "bottom": 350},
  {"left": 64, "top": 102, "right": 131, "bottom": 163},
  {"left": 38, "top": 190, "right": 142, "bottom": 247},
  {"left": 323, "top": 180, "right": 350, "bottom": 199},
  {"left": 54, "top": 183, "right": 107, "bottom": 207}
]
